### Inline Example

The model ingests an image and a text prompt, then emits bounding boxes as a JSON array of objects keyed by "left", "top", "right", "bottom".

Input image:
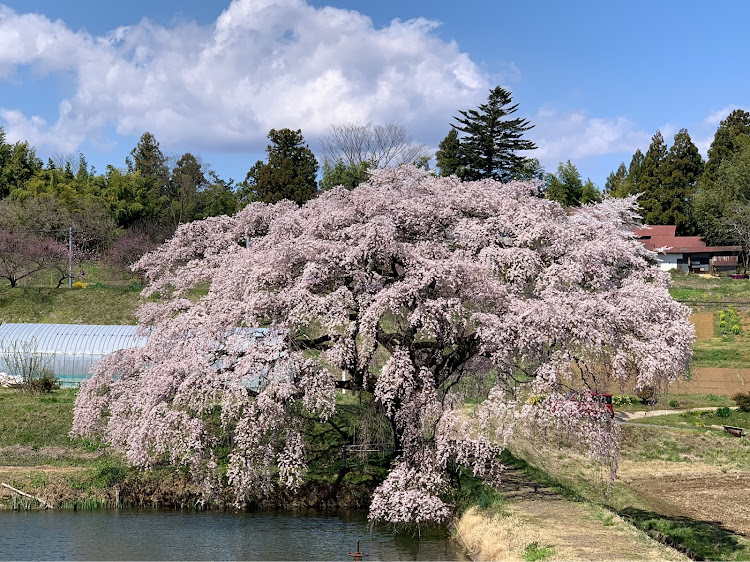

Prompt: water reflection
[{"left": 0, "top": 509, "right": 468, "bottom": 561}]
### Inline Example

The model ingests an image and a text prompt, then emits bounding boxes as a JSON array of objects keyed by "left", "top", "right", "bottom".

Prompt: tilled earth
[{"left": 624, "top": 470, "right": 750, "bottom": 537}]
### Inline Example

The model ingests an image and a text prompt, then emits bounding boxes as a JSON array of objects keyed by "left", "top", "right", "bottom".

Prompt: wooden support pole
[{"left": 2, "top": 482, "right": 51, "bottom": 509}]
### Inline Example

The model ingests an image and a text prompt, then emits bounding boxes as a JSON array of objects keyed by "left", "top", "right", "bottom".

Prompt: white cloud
[
  {"left": 530, "top": 106, "right": 651, "bottom": 169},
  {"left": 694, "top": 105, "right": 750, "bottom": 157},
  {"left": 702, "top": 105, "right": 741, "bottom": 128},
  {"left": 0, "top": 0, "right": 493, "bottom": 155}
]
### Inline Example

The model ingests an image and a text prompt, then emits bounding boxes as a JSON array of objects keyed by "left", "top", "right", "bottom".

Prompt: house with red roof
[{"left": 633, "top": 225, "right": 741, "bottom": 273}]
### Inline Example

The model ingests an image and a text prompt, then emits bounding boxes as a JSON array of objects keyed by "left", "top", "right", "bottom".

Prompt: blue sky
[{"left": 0, "top": 0, "right": 747, "bottom": 187}]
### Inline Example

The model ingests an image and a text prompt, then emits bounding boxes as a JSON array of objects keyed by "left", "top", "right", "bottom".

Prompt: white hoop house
[{"left": 0, "top": 323, "right": 147, "bottom": 387}]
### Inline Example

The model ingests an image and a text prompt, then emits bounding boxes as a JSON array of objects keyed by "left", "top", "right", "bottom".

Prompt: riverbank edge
[
  {"left": 2, "top": 468, "right": 476, "bottom": 560},
  {"left": 0, "top": 465, "right": 379, "bottom": 512}
]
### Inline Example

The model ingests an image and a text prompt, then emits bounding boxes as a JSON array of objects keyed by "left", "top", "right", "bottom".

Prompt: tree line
[
  {"left": 7, "top": 84, "right": 743, "bottom": 287},
  {"left": 0, "top": 85, "right": 549, "bottom": 287},
  {"left": 603, "top": 110, "right": 750, "bottom": 261}
]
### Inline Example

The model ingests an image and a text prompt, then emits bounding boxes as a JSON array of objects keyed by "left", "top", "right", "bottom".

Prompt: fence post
[{"left": 68, "top": 226, "right": 73, "bottom": 289}]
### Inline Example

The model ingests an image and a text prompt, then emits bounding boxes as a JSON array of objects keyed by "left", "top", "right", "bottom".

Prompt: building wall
[{"left": 657, "top": 254, "right": 682, "bottom": 271}]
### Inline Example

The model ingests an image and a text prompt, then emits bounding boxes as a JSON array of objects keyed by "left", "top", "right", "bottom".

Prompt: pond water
[{"left": 0, "top": 509, "right": 468, "bottom": 561}]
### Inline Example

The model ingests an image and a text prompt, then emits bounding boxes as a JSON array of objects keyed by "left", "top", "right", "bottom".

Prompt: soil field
[
  {"left": 624, "top": 470, "right": 750, "bottom": 537},
  {"left": 690, "top": 313, "right": 715, "bottom": 342},
  {"left": 670, "top": 367, "right": 750, "bottom": 394}
]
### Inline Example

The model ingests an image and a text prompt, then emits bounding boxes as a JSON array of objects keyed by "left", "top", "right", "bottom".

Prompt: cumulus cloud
[
  {"left": 0, "top": 0, "right": 491, "bottom": 155},
  {"left": 692, "top": 104, "right": 750, "bottom": 156},
  {"left": 530, "top": 106, "right": 652, "bottom": 169}
]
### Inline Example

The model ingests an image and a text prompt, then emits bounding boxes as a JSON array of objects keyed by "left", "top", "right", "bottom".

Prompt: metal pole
[{"left": 68, "top": 226, "right": 73, "bottom": 289}]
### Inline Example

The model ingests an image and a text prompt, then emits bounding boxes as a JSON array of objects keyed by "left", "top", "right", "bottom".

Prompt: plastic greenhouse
[{"left": 0, "top": 323, "right": 147, "bottom": 387}]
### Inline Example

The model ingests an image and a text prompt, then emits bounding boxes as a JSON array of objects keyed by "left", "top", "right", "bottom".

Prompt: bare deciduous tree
[
  {"left": 320, "top": 122, "right": 431, "bottom": 169},
  {"left": 723, "top": 201, "right": 750, "bottom": 273},
  {"left": 0, "top": 337, "right": 58, "bottom": 393},
  {"left": 0, "top": 229, "right": 67, "bottom": 288}
]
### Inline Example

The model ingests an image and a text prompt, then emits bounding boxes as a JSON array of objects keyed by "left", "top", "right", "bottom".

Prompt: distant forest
[{"left": 1, "top": 94, "right": 749, "bottom": 287}]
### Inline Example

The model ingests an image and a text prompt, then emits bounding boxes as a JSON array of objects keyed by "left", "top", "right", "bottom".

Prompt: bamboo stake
[{"left": 2, "top": 482, "right": 51, "bottom": 509}]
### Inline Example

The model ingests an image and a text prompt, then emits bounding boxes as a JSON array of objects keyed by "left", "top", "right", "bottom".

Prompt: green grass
[
  {"left": 621, "top": 506, "right": 750, "bottom": 562},
  {"left": 454, "top": 471, "right": 507, "bottom": 517},
  {"left": 621, "top": 424, "right": 750, "bottom": 469},
  {"left": 630, "top": 409, "right": 750, "bottom": 431},
  {"left": 669, "top": 274, "right": 750, "bottom": 303},
  {"left": 507, "top": 425, "right": 750, "bottom": 561},
  {"left": 0, "top": 259, "right": 143, "bottom": 325},
  {"left": 0, "top": 387, "right": 79, "bottom": 448},
  {"left": 522, "top": 541, "right": 555, "bottom": 561},
  {"left": 0, "top": 284, "right": 143, "bottom": 325},
  {"left": 689, "top": 305, "right": 750, "bottom": 367},
  {"left": 612, "top": 392, "right": 735, "bottom": 411}
]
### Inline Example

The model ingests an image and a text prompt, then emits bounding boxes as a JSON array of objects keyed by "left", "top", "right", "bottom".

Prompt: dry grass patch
[
  {"left": 456, "top": 507, "right": 542, "bottom": 562},
  {"left": 455, "top": 501, "right": 688, "bottom": 562}
]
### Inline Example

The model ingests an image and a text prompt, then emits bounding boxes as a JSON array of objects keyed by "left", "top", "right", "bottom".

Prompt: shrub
[
  {"left": 26, "top": 369, "right": 61, "bottom": 394},
  {"left": 717, "top": 307, "right": 741, "bottom": 335},
  {"left": 636, "top": 386, "right": 658, "bottom": 405},
  {"left": 668, "top": 399, "right": 680, "bottom": 408},
  {"left": 0, "top": 339, "right": 60, "bottom": 394},
  {"left": 716, "top": 407, "right": 732, "bottom": 418},
  {"left": 612, "top": 395, "right": 637, "bottom": 406},
  {"left": 72, "top": 281, "right": 87, "bottom": 289},
  {"left": 732, "top": 392, "right": 750, "bottom": 412}
]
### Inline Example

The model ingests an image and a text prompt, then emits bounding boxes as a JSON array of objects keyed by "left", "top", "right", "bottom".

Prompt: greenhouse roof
[
  {"left": 0, "top": 323, "right": 148, "bottom": 387},
  {"left": 0, "top": 323, "right": 147, "bottom": 355}
]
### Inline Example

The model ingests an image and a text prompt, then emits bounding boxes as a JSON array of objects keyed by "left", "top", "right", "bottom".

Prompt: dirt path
[
  {"left": 615, "top": 407, "right": 722, "bottom": 422},
  {"left": 0, "top": 465, "right": 87, "bottom": 474},
  {"left": 456, "top": 468, "right": 688, "bottom": 562}
]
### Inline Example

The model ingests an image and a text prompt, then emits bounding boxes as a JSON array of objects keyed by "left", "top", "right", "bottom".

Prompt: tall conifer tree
[
  {"left": 604, "top": 162, "right": 628, "bottom": 197},
  {"left": 638, "top": 131, "right": 667, "bottom": 224},
  {"left": 435, "top": 129, "right": 462, "bottom": 177},
  {"left": 452, "top": 86, "right": 537, "bottom": 181},
  {"left": 242, "top": 128, "right": 318, "bottom": 205},
  {"left": 703, "top": 109, "right": 750, "bottom": 187},
  {"left": 661, "top": 129, "right": 703, "bottom": 234},
  {"left": 626, "top": 149, "right": 645, "bottom": 195}
]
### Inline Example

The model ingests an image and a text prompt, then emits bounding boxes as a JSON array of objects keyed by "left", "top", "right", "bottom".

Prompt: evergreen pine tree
[
  {"left": 661, "top": 129, "right": 703, "bottom": 234},
  {"left": 435, "top": 129, "right": 462, "bottom": 177},
  {"left": 604, "top": 162, "right": 628, "bottom": 197},
  {"left": 625, "top": 149, "right": 645, "bottom": 195},
  {"left": 241, "top": 128, "right": 318, "bottom": 205},
  {"left": 452, "top": 86, "right": 537, "bottom": 181},
  {"left": 129, "top": 132, "right": 170, "bottom": 222},
  {"left": 131, "top": 132, "right": 169, "bottom": 187},
  {"left": 703, "top": 109, "right": 750, "bottom": 187},
  {"left": 638, "top": 131, "right": 667, "bottom": 224},
  {"left": 695, "top": 140, "right": 750, "bottom": 244}
]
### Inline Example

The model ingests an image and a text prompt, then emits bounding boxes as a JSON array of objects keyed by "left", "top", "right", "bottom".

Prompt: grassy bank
[
  {"left": 492, "top": 419, "right": 750, "bottom": 561},
  {"left": 0, "top": 387, "right": 386, "bottom": 512},
  {"left": 0, "top": 285, "right": 141, "bottom": 325},
  {"left": 0, "top": 387, "right": 198, "bottom": 510}
]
